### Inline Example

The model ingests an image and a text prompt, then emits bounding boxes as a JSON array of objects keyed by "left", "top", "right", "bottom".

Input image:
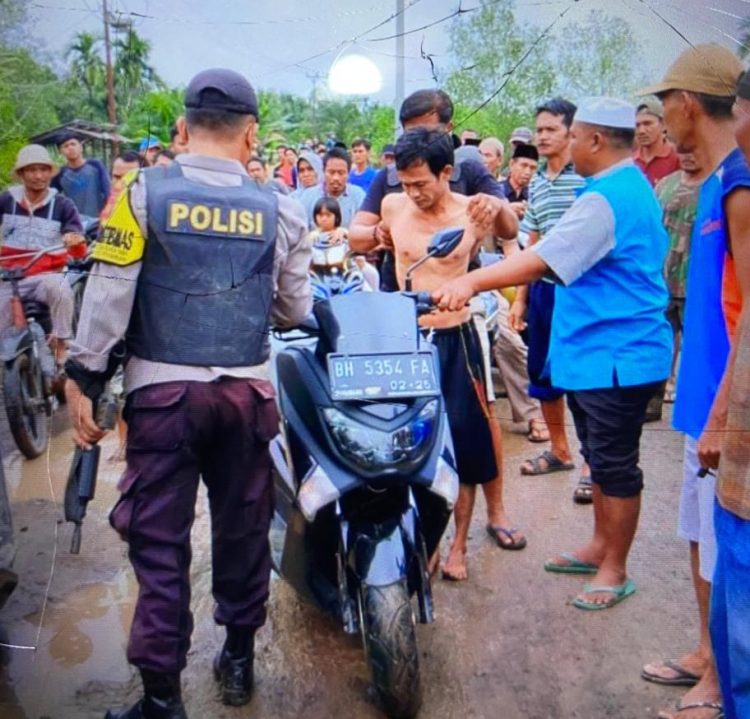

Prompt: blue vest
[
  {"left": 548, "top": 164, "right": 672, "bottom": 390},
  {"left": 127, "top": 163, "right": 279, "bottom": 367}
]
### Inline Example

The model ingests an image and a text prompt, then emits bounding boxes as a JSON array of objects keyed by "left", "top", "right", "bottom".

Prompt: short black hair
[
  {"left": 399, "top": 89, "right": 454, "bottom": 125},
  {"left": 313, "top": 196, "right": 342, "bottom": 228},
  {"left": 535, "top": 97, "right": 577, "bottom": 129},
  {"left": 351, "top": 138, "right": 371, "bottom": 151},
  {"left": 599, "top": 126, "right": 636, "bottom": 150},
  {"left": 117, "top": 150, "right": 142, "bottom": 165},
  {"left": 247, "top": 155, "right": 264, "bottom": 166},
  {"left": 185, "top": 108, "right": 253, "bottom": 135},
  {"left": 324, "top": 146, "right": 352, "bottom": 170},
  {"left": 154, "top": 149, "right": 175, "bottom": 162},
  {"left": 395, "top": 128, "right": 454, "bottom": 177},
  {"left": 56, "top": 131, "right": 80, "bottom": 147},
  {"left": 692, "top": 92, "right": 735, "bottom": 119}
]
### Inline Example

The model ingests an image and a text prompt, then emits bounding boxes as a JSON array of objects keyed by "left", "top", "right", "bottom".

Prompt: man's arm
[
  {"left": 93, "top": 159, "right": 111, "bottom": 209},
  {"left": 271, "top": 196, "right": 313, "bottom": 328},
  {"left": 697, "top": 187, "right": 750, "bottom": 469},
  {"left": 349, "top": 169, "right": 390, "bottom": 252},
  {"left": 434, "top": 193, "right": 614, "bottom": 310}
]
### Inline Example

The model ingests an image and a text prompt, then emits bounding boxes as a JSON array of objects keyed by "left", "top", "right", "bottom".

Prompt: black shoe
[
  {"left": 104, "top": 696, "right": 187, "bottom": 719},
  {"left": 213, "top": 629, "right": 254, "bottom": 707},
  {"left": 105, "top": 670, "right": 187, "bottom": 719}
]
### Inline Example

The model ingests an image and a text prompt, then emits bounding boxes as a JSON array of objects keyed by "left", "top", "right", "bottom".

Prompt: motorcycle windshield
[{"left": 314, "top": 293, "right": 419, "bottom": 355}]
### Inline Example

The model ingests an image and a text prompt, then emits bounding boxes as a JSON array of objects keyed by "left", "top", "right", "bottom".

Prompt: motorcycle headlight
[{"left": 323, "top": 400, "right": 438, "bottom": 472}]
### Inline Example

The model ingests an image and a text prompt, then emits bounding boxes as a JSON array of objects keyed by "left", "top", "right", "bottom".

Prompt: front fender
[{"left": 348, "top": 510, "right": 419, "bottom": 588}]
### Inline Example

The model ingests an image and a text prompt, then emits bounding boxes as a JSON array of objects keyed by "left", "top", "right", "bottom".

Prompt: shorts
[
  {"left": 567, "top": 383, "right": 658, "bottom": 498},
  {"left": 429, "top": 322, "right": 498, "bottom": 486},
  {"left": 527, "top": 280, "right": 565, "bottom": 402},
  {"left": 678, "top": 436, "right": 717, "bottom": 581}
]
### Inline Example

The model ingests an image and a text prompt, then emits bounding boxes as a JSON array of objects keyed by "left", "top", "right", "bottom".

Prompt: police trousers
[{"left": 110, "top": 378, "right": 279, "bottom": 674}]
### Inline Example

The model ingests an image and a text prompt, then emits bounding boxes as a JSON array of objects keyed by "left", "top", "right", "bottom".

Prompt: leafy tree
[
  {"left": 740, "top": 17, "right": 750, "bottom": 59},
  {"left": 119, "top": 88, "right": 184, "bottom": 145},
  {"left": 114, "top": 29, "right": 163, "bottom": 117},
  {"left": 554, "top": 10, "right": 650, "bottom": 99},
  {"left": 446, "top": 0, "right": 556, "bottom": 140},
  {"left": 66, "top": 31, "right": 106, "bottom": 117}
]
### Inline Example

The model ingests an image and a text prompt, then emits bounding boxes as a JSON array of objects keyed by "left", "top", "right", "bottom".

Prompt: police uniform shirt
[{"left": 68, "top": 153, "right": 313, "bottom": 393}]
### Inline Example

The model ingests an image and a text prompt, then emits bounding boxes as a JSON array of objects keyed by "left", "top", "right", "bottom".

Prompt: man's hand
[
  {"left": 63, "top": 232, "right": 85, "bottom": 248},
  {"left": 509, "top": 201, "right": 527, "bottom": 220},
  {"left": 433, "top": 275, "right": 477, "bottom": 312},
  {"left": 467, "top": 193, "right": 503, "bottom": 233},
  {"left": 697, "top": 420, "right": 725, "bottom": 471},
  {"left": 65, "top": 379, "right": 107, "bottom": 449},
  {"left": 375, "top": 222, "right": 393, "bottom": 251},
  {"left": 328, "top": 228, "right": 348, "bottom": 245},
  {"left": 509, "top": 298, "right": 527, "bottom": 332}
]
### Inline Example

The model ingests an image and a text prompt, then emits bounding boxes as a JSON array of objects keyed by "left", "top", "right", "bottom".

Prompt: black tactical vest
[{"left": 127, "top": 162, "right": 279, "bottom": 367}]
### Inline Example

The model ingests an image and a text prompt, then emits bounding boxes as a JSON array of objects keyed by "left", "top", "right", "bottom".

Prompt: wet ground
[{"left": 0, "top": 395, "right": 700, "bottom": 719}]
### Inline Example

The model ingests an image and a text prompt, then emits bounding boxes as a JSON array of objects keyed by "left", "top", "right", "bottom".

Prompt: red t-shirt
[{"left": 634, "top": 143, "right": 681, "bottom": 187}]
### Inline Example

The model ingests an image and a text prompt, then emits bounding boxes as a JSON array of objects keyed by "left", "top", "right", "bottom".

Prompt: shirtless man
[{"left": 381, "top": 128, "right": 526, "bottom": 581}]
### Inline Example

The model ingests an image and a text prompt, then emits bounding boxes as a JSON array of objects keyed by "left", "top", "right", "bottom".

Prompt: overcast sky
[{"left": 28, "top": 0, "right": 746, "bottom": 106}]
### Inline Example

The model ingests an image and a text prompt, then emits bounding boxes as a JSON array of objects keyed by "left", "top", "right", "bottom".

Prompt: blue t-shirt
[
  {"left": 673, "top": 148, "right": 750, "bottom": 439},
  {"left": 348, "top": 166, "right": 377, "bottom": 192}
]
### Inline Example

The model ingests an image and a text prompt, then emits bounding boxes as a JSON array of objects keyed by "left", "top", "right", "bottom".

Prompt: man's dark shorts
[
  {"left": 567, "top": 382, "right": 661, "bottom": 498},
  {"left": 527, "top": 280, "right": 565, "bottom": 402},
  {"left": 430, "top": 322, "right": 497, "bottom": 486}
]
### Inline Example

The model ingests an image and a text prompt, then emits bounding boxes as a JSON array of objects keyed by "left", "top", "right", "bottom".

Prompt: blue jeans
[{"left": 710, "top": 500, "right": 750, "bottom": 719}]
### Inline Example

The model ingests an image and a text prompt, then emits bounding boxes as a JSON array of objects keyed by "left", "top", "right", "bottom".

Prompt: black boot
[
  {"left": 213, "top": 626, "right": 255, "bottom": 707},
  {"left": 104, "top": 670, "right": 187, "bottom": 719}
]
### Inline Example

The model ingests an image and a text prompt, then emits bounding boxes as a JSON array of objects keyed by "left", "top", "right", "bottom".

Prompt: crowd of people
[{"left": 0, "top": 41, "right": 749, "bottom": 719}]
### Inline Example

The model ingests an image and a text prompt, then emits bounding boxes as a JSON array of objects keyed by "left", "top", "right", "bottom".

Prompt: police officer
[{"left": 64, "top": 69, "right": 312, "bottom": 719}]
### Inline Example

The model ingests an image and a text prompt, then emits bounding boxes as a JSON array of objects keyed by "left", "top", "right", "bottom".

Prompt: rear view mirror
[{"left": 427, "top": 227, "right": 464, "bottom": 258}]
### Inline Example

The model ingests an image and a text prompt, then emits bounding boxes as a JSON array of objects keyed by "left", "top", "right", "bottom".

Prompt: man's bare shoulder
[{"left": 382, "top": 192, "right": 408, "bottom": 216}]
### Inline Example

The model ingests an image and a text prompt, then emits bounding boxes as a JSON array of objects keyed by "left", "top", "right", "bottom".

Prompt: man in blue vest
[
  {"left": 434, "top": 96, "right": 672, "bottom": 611},
  {"left": 64, "top": 69, "right": 312, "bottom": 718}
]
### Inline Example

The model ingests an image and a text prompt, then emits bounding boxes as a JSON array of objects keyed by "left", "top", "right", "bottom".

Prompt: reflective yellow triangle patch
[{"left": 91, "top": 177, "right": 145, "bottom": 266}]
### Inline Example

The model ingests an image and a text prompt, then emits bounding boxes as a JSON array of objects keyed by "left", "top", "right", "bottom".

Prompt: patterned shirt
[
  {"left": 655, "top": 170, "right": 701, "bottom": 300},
  {"left": 520, "top": 161, "right": 584, "bottom": 281}
]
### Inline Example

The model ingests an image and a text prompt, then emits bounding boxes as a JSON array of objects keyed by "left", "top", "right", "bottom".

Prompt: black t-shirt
[
  {"left": 500, "top": 178, "right": 529, "bottom": 204},
  {"left": 360, "top": 159, "right": 506, "bottom": 216}
]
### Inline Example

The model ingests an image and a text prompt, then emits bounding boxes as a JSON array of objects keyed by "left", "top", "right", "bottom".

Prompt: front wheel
[
  {"left": 359, "top": 581, "right": 422, "bottom": 719},
  {"left": 4, "top": 352, "right": 49, "bottom": 459}
]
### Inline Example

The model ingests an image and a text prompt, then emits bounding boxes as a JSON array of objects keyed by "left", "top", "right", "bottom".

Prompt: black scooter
[{"left": 270, "top": 229, "right": 463, "bottom": 719}]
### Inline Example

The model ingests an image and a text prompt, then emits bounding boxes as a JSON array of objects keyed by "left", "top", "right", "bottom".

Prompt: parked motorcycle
[
  {"left": 270, "top": 229, "right": 463, "bottom": 718},
  {"left": 0, "top": 247, "right": 63, "bottom": 458},
  {"left": 309, "top": 233, "right": 368, "bottom": 301}
]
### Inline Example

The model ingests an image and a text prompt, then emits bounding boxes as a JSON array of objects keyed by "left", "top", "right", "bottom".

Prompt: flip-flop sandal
[
  {"left": 573, "top": 578, "right": 636, "bottom": 610},
  {"left": 573, "top": 475, "right": 593, "bottom": 505},
  {"left": 657, "top": 702, "right": 724, "bottom": 719},
  {"left": 544, "top": 551, "right": 598, "bottom": 574},
  {"left": 527, "top": 418, "right": 550, "bottom": 443},
  {"left": 641, "top": 659, "right": 701, "bottom": 686},
  {"left": 486, "top": 524, "right": 527, "bottom": 550},
  {"left": 520, "top": 450, "right": 575, "bottom": 476}
]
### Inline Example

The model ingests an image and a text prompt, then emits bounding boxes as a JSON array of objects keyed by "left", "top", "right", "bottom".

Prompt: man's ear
[
  {"left": 176, "top": 116, "right": 189, "bottom": 146},
  {"left": 441, "top": 164, "right": 454, "bottom": 182},
  {"left": 244, "top": 119, "right": 258, "bottom": 153}
]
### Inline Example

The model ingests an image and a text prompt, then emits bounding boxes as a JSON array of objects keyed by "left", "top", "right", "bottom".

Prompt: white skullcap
[{"left": 574, "top": 96, "right": 636, "bottom": 130}]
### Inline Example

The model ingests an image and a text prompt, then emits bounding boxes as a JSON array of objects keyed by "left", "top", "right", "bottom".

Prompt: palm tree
[
  {"left": 740, "top": 17, "right": 750, "bottom": 59},
  {"left": 114, "top": 29, "right": 162, "bottom": 115},
  {"left": 66, "top": 31, "right": 105, "bottom": 112}
]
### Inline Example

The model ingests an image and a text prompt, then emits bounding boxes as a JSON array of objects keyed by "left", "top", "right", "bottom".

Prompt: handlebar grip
[{"left": 415, "top": 291, "right": 434, "bottom": 307}]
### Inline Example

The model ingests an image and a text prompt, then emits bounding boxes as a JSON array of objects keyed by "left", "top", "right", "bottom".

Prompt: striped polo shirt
[{"left": 520, "top": 161, "right": 584, "bottom": 283}]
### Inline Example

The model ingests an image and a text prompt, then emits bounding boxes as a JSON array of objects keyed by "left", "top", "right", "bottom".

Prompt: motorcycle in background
[
  {"left": 270, "top": 229, "right": 464, "bottom": 719},
  {"left": 0, "top": 246, "right": 63, "bottom": 458}
]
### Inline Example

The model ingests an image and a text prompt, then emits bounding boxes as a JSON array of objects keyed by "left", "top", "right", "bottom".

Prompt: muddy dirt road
[{"left": 0, "top": 399, "right": 699, "bottom": 719}]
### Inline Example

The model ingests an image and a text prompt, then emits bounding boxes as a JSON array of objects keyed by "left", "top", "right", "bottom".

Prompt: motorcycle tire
[
  {"left": 4, "top": 353, "right": 49, "bottom": 459},
  {"left": 359, "top": 580, "right": 422, "bottom": 719}
]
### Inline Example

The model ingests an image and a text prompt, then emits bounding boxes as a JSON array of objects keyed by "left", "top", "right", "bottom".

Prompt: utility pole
[
  {"left": 102, "top": 0, "right": 117, "bottom": 128},
  {"left": 395, "top": 0, "right": 405, "bottom": 139}
]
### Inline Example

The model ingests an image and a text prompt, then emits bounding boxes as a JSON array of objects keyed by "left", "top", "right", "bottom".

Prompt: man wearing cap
[
  {"left": 138, "top": 136, "right": 164, "bottom": 167},
  {"left": 52, "top": 132, "right": 111, "bottom": 218},
  {"left": 634, "top": 98, "right": 680, "bottom": 187},
  {"left": 65, "top": 68, "right": 312, "bottom": 719},
  {"left": 380, "top": 143, "right": 396, "bottom": 167},
  {"left": 434, "top": 97, "right": 673, "bottom": 612},
  {"left": 509, "top": 126, "right": 533, "bottom": 152},
  {"left": 0, "top": 144, "right": 85, "bottom": 365},
  {"left": 501, "top": 143, "right": 540, "bottom": 218},
  {"left": 638, "top": 44, "right": 749, "bottom": 719}
]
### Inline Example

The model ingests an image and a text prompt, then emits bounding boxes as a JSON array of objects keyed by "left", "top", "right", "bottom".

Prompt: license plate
[{"left": 328, "top": 352, "right": 439, "bottom": 400}]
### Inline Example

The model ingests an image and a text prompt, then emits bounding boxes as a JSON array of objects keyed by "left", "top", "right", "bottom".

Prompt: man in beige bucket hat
[
  {"left": 0, "top": 144, "right": 85, "bottom": 364},
  {"left": 638, "top": 44, "right": 749, "bottom": 719}
]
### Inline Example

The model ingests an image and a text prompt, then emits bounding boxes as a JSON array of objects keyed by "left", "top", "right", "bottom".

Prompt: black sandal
[{"left": 573, "top": 475, "right": 593, "bottom": 504}]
